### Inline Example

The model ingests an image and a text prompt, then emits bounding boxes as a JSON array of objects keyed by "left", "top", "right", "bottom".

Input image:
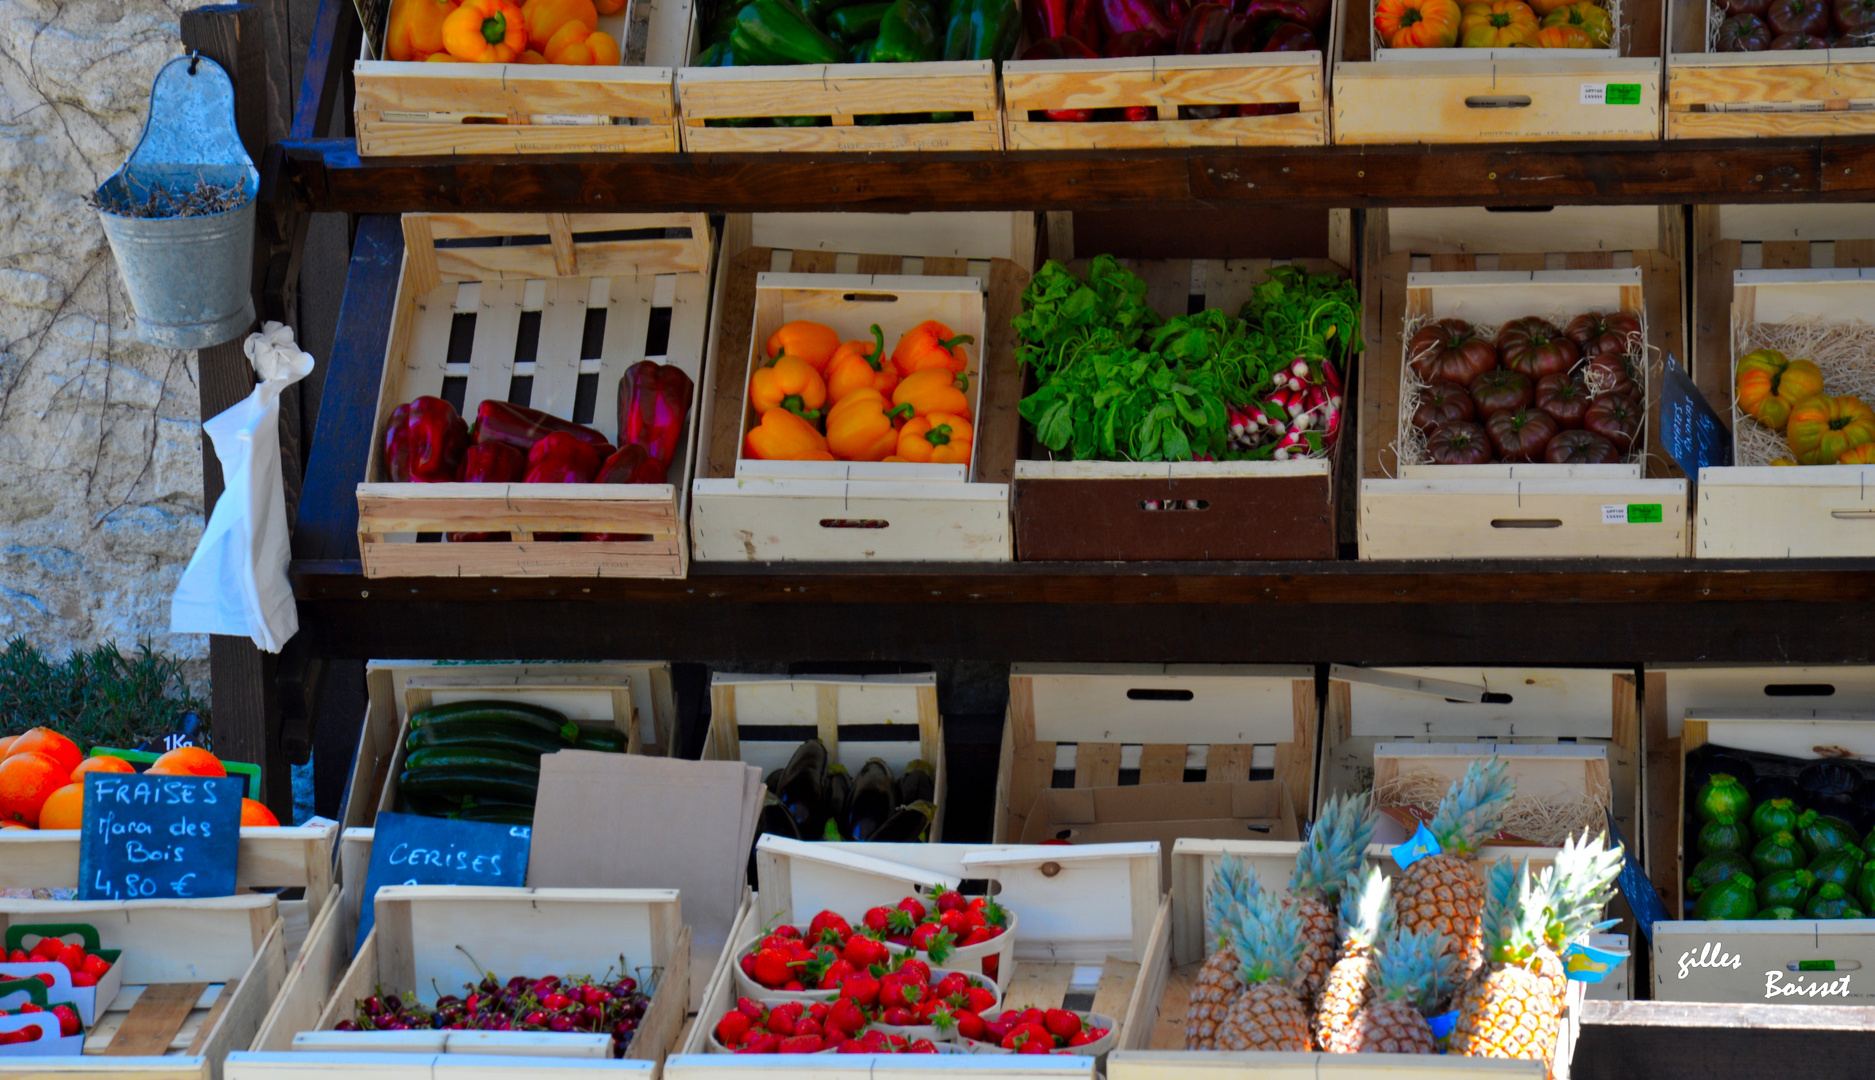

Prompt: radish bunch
[{"left": 1227, "top": 359, "right": 1344, "bottom": 461}]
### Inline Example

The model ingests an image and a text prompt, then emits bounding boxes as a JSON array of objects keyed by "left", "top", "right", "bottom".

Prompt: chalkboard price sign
[
  {"left": 356, "top": 811, "right": 531, "bottom": 952},
  {"left": 1658, "top": 352, "right": 1733, "bottom": 476},
  {"left": 78, "top": 773, "right": 244, "bottom": 902}
]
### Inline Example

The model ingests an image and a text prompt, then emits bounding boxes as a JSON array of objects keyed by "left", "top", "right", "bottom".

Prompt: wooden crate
[
  {"left": 994, "top": 664, "right": 1318, "bottom": 846},
  {"left": 1685, "top": 209, "right": 1875, "bottom": 555},
  {"left": 1652, "top": 713, "right": 1875, "bottom": 1003},
  {"left": 0, "top": 895, "right": 286, "bottom": 1080},
  {"left": 249, "top": 830, "right": 374, "bottom": 1054},
  {"left": 1640, "top": 664, "right": 1875, "bottom": 918},
  {"left": 352, "top": 0, "right": 689, "bottom": 155},
  {"left": 1012, "top": 213, "right": 1353, "bottom": 561},
  {"left": 676, "top": 63, "right": 1000, "bottom": 152},
  {"left": 690, "top": 214, "right": 1028, "bottom": 562},
  {"left": 1665, "top": 0, "right": 1875, "bottom": 138},
  {"left": 665, "top": 838, "right": 1164, "bottom": 1072},
  {"left": 0, "top": 822, "right": 335, "bottom": 960},
  {"left": 1358, "top": 206, "right": 1689, "bottom": 559},
  {"left": 356, "top": 213, "right": 713, "bottom": 579},
  {"left": 338, "top": 660, "right": 672, "bottom": 834},
  {"left": 306, "top": 886, "right": 690, "bottom": 1060},
  {"left": 1333, "top": 0, "right": 1663, "bottom": 142},
  {"left": 705, "top": 672, "right": 947, "bottom": 841},
  {"left": 1001, "top": 5, "right": 1340, "bottom": 151}
]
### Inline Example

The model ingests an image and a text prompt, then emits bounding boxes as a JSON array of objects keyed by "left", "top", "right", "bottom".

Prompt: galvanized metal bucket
[{"left": 96, "top": 54, "right": 259, "bottom": 350}]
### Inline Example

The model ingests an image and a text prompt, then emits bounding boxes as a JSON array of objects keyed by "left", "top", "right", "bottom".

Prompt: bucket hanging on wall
[{"left": 95, "top": 54, "right": 259, "bottom": 349}]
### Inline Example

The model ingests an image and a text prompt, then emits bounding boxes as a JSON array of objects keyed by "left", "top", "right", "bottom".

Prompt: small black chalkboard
[
  {"left": 78, "top": 773, "right": 243, "bottom": 902},
  {"left": 356, "top": 811, "right": 531, "bottom": 953},
  {"left": 1659, "top": 352, "right": 1734, "bottom": 476}
]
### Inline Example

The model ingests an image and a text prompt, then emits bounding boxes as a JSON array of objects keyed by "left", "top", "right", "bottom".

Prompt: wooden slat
[
  {"left": 529, "top": 276, "right": 591, "bottom": 427},
  {"left": 1334, "top": 62, "right": 1663, "bottom": 144},
  {"left": 460, "top": 278, "right": 525, "bottom": 414},
  {"left": 1090, "top": 957, "right": 1141, "bottom": 1021},
  {"left": 1074, "top": 742, "right": 1122, "bottom": 788},
  {"left": 1204, "top": 744, "right": 1253, "bottom": 782},
  {"left": 360, "top": 539, "right": 683, "bottom": 579},
  {"left": 104, "top": 982, "right": 208, "bottom": 1055},
  {"left": 1009, "top": 110, "right": 1326, "bottom": 150},
  {"left": 1147, "top": 962, "right": 1198, "bottom": 1050},
  {"left": 1138, "top": 744, "right": 1187, "bottom": 785},
  {"left": 1001, "top": 962, "right": 1074, "bottom": 1012}
]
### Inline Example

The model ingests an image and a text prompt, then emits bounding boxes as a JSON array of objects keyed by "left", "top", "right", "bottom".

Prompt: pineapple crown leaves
[
  {"left": 1428, "top": 757, "right": 1515, "bottom": 856},
  {"left": 1291, "top": 792, "right": 1377, "bottom": 902},
  {"left": 1373, "top": 926, "right": 1456, "bottom": 1013},
  {"left": 1223, "top": 875, "right": 1305, "bottom": 989},
  {"left": 1536, "top": 832, "right": 1625, "bottom": 951},
  {"left": 1205, "top": 855, "right": 1256, "bottom": 946},
  {"left": 1337, "top": 864, "right": 1394, "bottom": 949},
  {"left": 1479, "top": 859, "right": 1547, "bottom": 966}
]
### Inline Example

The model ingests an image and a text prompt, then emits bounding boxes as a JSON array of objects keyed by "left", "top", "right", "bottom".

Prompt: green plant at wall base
[{"left": 0, "top": 639, "right": 209, "bottom": 750}]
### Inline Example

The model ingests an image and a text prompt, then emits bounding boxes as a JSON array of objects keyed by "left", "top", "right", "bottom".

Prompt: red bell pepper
[
  {"left": 524, "top": 431, "right": 606, "bottom": 484},
  {"left": 385, "top": 396, "right": 469, "bottom": 483},
  {"left": 1260, "top": 18, "right": 1318, "bottom": 47},
  {"left": 1177, "top": 2, "right": 1234, "bottom": 50},
  {"left": 474, "top": 399, "right": 613, "bottom": 456},
  {"left": 1022, "top": 33, "right": 1100, "bottom": 58},
  {"left": 596, "top": 443, "right": 670, "bottom": 485},
  {"left": 1103, "top": 27, "right": 1175, "bottom": 53},
  {"left": 1098, "top": 0, "right": 1176, "bottom": 43},
  {"left": 456, "top": 441, "right": 527, "bottom": 483},
  {"left": 616, "top": 361, "right": 695, "bottom": 471}
]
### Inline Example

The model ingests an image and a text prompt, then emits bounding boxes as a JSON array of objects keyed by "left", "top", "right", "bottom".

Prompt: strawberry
[
  {"left": 895, "top": 958, "right": 931, "bottom": 986},
  {"left": 824, "top": 1027, "right": 849, "bottom": 1049},
  {"left": 977, "top": 896, "right": 1010, "bottom": 928},
  {"left": 751, "top": 948, "right": 795, "bottom": 988},
  {"left": 836, "top": 1036, "right": 873, "bottom": 1053},
  {"left": 783, "top": 980, "right": 805, "bottom": 991},
  {"left": 1006, "top": 1021, "right": 1053, "bottom": 1051},
  {"left": 794, "top": 1017, "right": 823, "bottom": 1038},
  {"left": 938, "top": 909, "right": 967, "bottom": 935},
  {"left": 982, "top": 954, "right": 1000, "bottom": 981},
  {"left": 816, "top": 958, "right": 855, "bottom": 990},
  {"left": 896, "top": 896, "right": 927, "bottom": 923},
  {"left": 53, "top": 944, "right": 85, "bottom": 975},
  {"left": 842, "top": 935, "right": 888, "bottom": 969},
  {"left": 1044, "top": 1009, "right": 1081, "bottom": 1040},
  {"left": 907, "top": 1038, "right": 938, "bottom": 1053},
  {"left": 30, "top": 938, "right": 62, "bottom": 960},
  {"left": 19, "top": 1002, "right": 43, "bottom": 1014},
  {"left": 964, "top": 986, "right": 997, "bottom": 1014},
  {"left": 959, "top": 926, "right": 995, "bottom": 947},
  {"left": 878, "top": 976, "right": 919, "bottom": 1010},
  {"left": 839, "top": 974, "right": 880, "bottom": 1008},
  {"left": 882, "top": 1005, "right": 915, "bottom": 1026},
  {"left": 736, "top": 997, "right": 766, "bottom": 1022},
  {"left": 932, "top": 888, "right": 966, "bottom": 913},
  {"left": 913, "top": 998, "right": 941, "bottom": 1022},
  {"left": 52, "top": 1004, "right": 80, "bottom": 1037},
  {"left": 1018, "top": 1037, "right": 1054, "bottom": 1054},
  {"left": 80, "top": 953, "right": 110, "bottom": 978},
  {"left": 767, "top": 1002, "right": 804, "bottom": 1036},
  {"left": 807, "top": 1002, "right": 831, "bottom": 1022},
  {"left": 862, "top": 907, "right": 895, "bottom": 935},
  {"left": 715, "top": 1010, "right": 752, "bottom": 1047},
  {"left": 953, "top": 1009, "right": 987, "bottom": 1041},
  {"left": 827, "top": 998, "right": 867, "bottom": 1034},
  {"left": 1017, "top": 1008, "right": 1045, "bottom": 1028},
  {"left": 772, "top": 924, "right": 801, "bottom": 939},
  {"left": 738, "top": 954, "right": 758, "bottom": 978},
  {"left": 71, "top": 972, "right": 98, "bottom": 988},
  {"left": 960, "top": 908, "right": 986, "bottom": 932},
  {"left": 6, "top": 948, "right": 28, "bottom": 963},
  {"left": 909, "top": 923, "right": 955, "bottom": 963},
  {"left": 1069, "top": 1027, "right": 1108, "bottom": 1046},
  {"left": 742, "top": 1031, "right": 780, "bottom": 1053},
  {"left": 808, "top": 911, "right": 852, "bottom": 941},
  {"left": 932, "top": 973, "right": 969, "bottom": 1000},
  {"left": 778, "top": 1033, "right": 823, "bottom": 1053}
]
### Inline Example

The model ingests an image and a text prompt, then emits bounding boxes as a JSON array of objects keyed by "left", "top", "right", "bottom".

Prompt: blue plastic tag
[
  {"left": 1391, "top": 822, "right": 1442, "bottom": 870},
  {"left": 1426, "top": 1009, "right": 1459, "bottom": 1047},
  {"left": 1562, "top": 939, "right": 1629, "bottom": 983},
  {"left": 1607, "top": 809, "right": 1668, "bottom": 941}
]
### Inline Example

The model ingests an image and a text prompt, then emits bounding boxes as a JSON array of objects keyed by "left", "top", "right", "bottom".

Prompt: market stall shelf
[{"left": 356, "top": 212, "right": 712, "bottom": 578}]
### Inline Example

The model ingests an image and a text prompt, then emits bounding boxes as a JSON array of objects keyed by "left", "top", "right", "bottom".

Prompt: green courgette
[
  {"left": 455, "top": 804, "right": 536, "bottom": 826},
  {"left": 408, "top": 721, "right": 567, "bottom": 757},
  {"left": 410, "top": 700, "right": 579, "bottom": 743},
  {"left": 572, "top": 727, "right": 629, "bottom": 753},
  {"left": 400, "top": 767, "right": 540, "bottom": 804},
  {"left": 404, "top": 746, "right": 544, "bottom": 773}
]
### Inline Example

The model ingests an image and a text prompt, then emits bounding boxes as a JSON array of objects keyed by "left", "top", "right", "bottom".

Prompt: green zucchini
[
  {"left": 400, "top": 767, "right": 540, "bottom": 805},
  {"left": 408, "top": 721, "right": 567, "bottom": 757},
  {"left": 455, "top": 804, "right": 536, "bottom": 826},
  {"left": 572, "top": 727, "right": 629, "bottom": 753},
  {"left": 404, "top": 746, "right": 544, "bottom": 773},
  {"left": 410, "top": 700, "right": 579, "bottom": 743}
]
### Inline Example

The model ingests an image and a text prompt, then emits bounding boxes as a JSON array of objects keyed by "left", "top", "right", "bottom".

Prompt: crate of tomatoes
[{"left": 1666, "top": 0, "right": 1875, "bottom": 138}]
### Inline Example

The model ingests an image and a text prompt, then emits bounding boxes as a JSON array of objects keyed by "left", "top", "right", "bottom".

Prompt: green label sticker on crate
[
  {"left": 1628, "top": 504, "right": 1663, "bottom": 524},
  {"left": 1799, "top": 960, "right": 1839, "bottom": 971},
  {"left": 1581, "top": 83, "right": 1643, "bottom": 105}
]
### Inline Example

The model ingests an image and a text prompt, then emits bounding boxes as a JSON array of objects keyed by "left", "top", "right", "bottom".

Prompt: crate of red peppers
[
  {"left": 357, "top": 212, "right": 712, "bottom": 579},
  {"left": 1002, "top": 0, "right": 1337, "bottom": 148}
]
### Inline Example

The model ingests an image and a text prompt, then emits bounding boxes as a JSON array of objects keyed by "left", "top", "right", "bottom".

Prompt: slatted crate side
[
  {"left": 1663, "top": 0, "right": 1875, "bottom": 139},
  {"left": 993, "top": 665, "right": 1318, "bottom": 847},
  {"left": 676, "top": 62, "right": 1003, "bottom": 152},
  {"left": 0, "top": 825, "right": 335, "bottom": 916},
  {"left": 1333, "top": 0, "right": 1664, "bottom": 143},
  {"left": 357, "top": 213, "right": 713, "bottom": 579}
]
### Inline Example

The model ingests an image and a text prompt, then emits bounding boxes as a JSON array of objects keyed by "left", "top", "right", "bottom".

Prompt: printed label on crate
[
  {"left": 1581, "top": 83, "right": 1643, "bottom": 105},
  {"left": 355, "top": 811, "right": 531, "bottom": 954},
  {"left": 1668, "top": 941, "right": 1854, "bottom": 999},
  {"left": 1602, "top": 504, "right": 1664, "bottom": 524},
  {"left": 77, "top": 773, "right": 243, "bottom": 902}
]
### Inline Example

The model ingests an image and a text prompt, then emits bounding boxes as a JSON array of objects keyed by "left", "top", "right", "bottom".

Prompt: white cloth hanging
[{"left": 168, "top": 321, "right": 314, "bottom": 653}]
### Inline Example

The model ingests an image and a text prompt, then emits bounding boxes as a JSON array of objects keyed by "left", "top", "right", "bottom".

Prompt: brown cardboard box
[{"left": 1018, "top": 779, "right": 1300, "bottom": 888}]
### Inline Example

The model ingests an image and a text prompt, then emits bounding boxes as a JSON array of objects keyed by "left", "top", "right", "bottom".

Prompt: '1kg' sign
[{"left": 78, "top": 773, "right": 244, "bottom": 902}]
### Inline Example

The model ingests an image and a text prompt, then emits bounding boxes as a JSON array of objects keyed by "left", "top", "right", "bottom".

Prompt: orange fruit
[
  {"left": 0, "top": 753, "right": 70, "bottom": 827},
  {"left": 71, "top": 755, "right": 136, "bottom": 782},
  {"left": 240, "top": 799, "right": 279, "bottom": 827},
  {"left": 6, "top": 728, "right": 82, "bottom": 777},
  {"left": 0, "top": 736, "right": 14, "bottom": 757},
  {"left": 35, "top": 783, "right": 84, "bottom": 830},
  {"left": 146, "top": 746, "right": 226, "bottom": 777}
]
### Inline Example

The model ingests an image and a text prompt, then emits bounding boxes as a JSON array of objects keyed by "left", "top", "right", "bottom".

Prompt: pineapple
[
  {"left": 1450, "top": 859, "right": 1559, "bottom": 1069},
  {"left": 1213, "top": 875, "right": 1312, "bottom": 1053},
  {"left": 1313, "top": 865, "right": 1392, "bottom": 1053},
  {"left": 1348, "top": 927, "right": 1456, "bottom": 1055},
  {"left": 1393, "top": 758, "right": 1514, "bottom": 976},
  {"left": 1288, "top": 792, "right": 1377, "bottom": 1002},
  {"left": 1530, "top": 833, "right": 1624, "bottom": 1014},
  {"left": 1185, "top": 855, "right": 1257, "bottom": 1049}
]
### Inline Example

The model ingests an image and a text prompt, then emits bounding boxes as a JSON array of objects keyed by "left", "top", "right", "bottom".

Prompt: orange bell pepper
[
  {"left": 524, "top": 0, "right": 597, "bottom": 51},
  {"left": 443, "top": 0, "right": 527, "bottom": 61},
  {"left": 749, "top": 354, "right": 828, "bottom": 420},
  {"left": 746, "top": 408, "right": 833, "bottom": 461},
  {"left": 891, "top": 320, "right": 974, "bottom": 378},
  {"left": 594, "top": 0, "right": 625, "bottom": 14},
  {"left": 386, "top": 0, "right": 460, "bottom": 60},
  {"left": 824, "top": 325, "right": 900, "bottom": 404},
  {"left": 896, "top": 413, "right": 972, "bottom": 465},
  {"left": 543, "top": 20, "right": 620, "bottom": 63},
  {"left": 826, "top": 389, "right": 914, "bottom": 462},
  {"left": 892, "top": 368, "right": 972, "bottom": 419},
  {"left": 765, "top": 321, "right": 841, "bottom": 372}
]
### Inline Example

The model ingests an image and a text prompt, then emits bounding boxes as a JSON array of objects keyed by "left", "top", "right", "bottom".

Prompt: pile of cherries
[{"left": 337, "top": 970, "right": 653, "bottom": 1058}]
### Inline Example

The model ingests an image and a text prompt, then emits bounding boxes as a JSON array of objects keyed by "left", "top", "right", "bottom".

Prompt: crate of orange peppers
[
  {"left": 691, "top": 271, "right": 1014, "bottom": 561},
  {"left": 352, "top": 0, "right": 687, "bottom": 155},
  {"left": 0, "top": 729, "right": 337, "bottom": 939},
  {"left": 1331, "top": 0, "right": 1662, "bottom": 142}
]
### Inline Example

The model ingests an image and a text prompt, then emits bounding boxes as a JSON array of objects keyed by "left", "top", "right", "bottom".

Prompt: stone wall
[{"left": 0, "top": 0, "right": 202, "bottom": 662}]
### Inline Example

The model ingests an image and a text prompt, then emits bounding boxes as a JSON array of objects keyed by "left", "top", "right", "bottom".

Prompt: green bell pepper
[
  {"left": 871, "top": 0, "right": 938, "bottom": 61},
  {"left": 693, "top": 41, "right": 736, "bottom": 65},
  {"left": 703, "top": 3, "right": 742, "bottom": 45},
  {"left": 730, "top": 0, "right": 848, "bottom": 64},
  {"left": 827, "top": 1, "right": 891, "bottom": 42},
  {"left": 850, "top": 37, "right": 877, "bottom": 60},
  {"left": 942, "top": 0, "right": 1019, "bottom": 59}
]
